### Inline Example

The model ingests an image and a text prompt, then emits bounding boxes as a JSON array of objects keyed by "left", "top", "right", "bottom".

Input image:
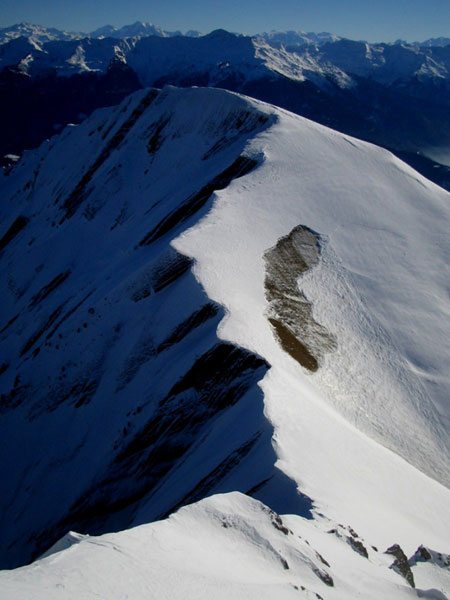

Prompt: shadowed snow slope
[
  {"left": 0, "top": 87, "right": 449, "bottom": 585},
  {"left": 0, "top": 86, "right": 303, "bottom": 569}
]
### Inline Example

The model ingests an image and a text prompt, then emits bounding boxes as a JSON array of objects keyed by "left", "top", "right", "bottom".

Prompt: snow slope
[{"left": 0, "top": 86, "right": 449, "bottom": 590}]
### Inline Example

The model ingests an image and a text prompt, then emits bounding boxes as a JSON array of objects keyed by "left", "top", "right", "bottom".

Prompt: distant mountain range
[
  {"left": 0, "top": 21, "right": 202, "bottom": 45},
  {"left": 6, "top": 28, "right": 449, "bottom": 85},
  {"left": 1, "top": 21, "right": 449, "bottom": 47}
]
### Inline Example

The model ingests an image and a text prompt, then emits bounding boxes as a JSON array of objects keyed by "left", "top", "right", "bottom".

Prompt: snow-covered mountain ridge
[
  {"left": 1, "top": 86, "right": 449, "bottom": 596},
  {"left": 2, "top": 22, "right": 449, "bottom": 47}
]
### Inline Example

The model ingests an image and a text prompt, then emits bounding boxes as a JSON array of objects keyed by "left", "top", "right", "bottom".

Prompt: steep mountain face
[
  {"left": 1, "top": 29, "right": 449, "bottom": 187},
  {"left": 1, "top": 87, "right": 449, "bottom": 596}
]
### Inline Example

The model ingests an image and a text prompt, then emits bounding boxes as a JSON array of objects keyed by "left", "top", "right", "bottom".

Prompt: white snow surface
[{"left": 1, "top": 86, "right": 450, "bottom": 592}]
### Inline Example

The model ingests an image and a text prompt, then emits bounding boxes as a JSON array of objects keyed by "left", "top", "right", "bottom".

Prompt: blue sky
[{"left": 1, "top": 0, "right": 449, "bottom": 42}]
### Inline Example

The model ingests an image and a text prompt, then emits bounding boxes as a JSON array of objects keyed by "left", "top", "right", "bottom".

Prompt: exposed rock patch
[
  {"left": 313, "top": 567, "right": 334, "bottom": 587},
  {"left": 264, "top": 225, "right": 337, "bottom": 371},
  {"left": 327, "top": 524, "right": 369, "bottom": 559},
  {"left": 269, "top": 511, "right": 292, "bottom": 535},
  {"left": 385, "top": 543, "right": 415, "bottom": 588},
  {"left": 348, "top": 536, "right": 368, "bottom": 559},
  {"left": 409, "top": 544, "right": 450, "bottom": 568}
]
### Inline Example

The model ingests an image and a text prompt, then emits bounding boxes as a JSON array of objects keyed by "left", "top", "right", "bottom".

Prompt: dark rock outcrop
[{"left": 386, "top": 543, "right": 415, "bottom": 588}]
